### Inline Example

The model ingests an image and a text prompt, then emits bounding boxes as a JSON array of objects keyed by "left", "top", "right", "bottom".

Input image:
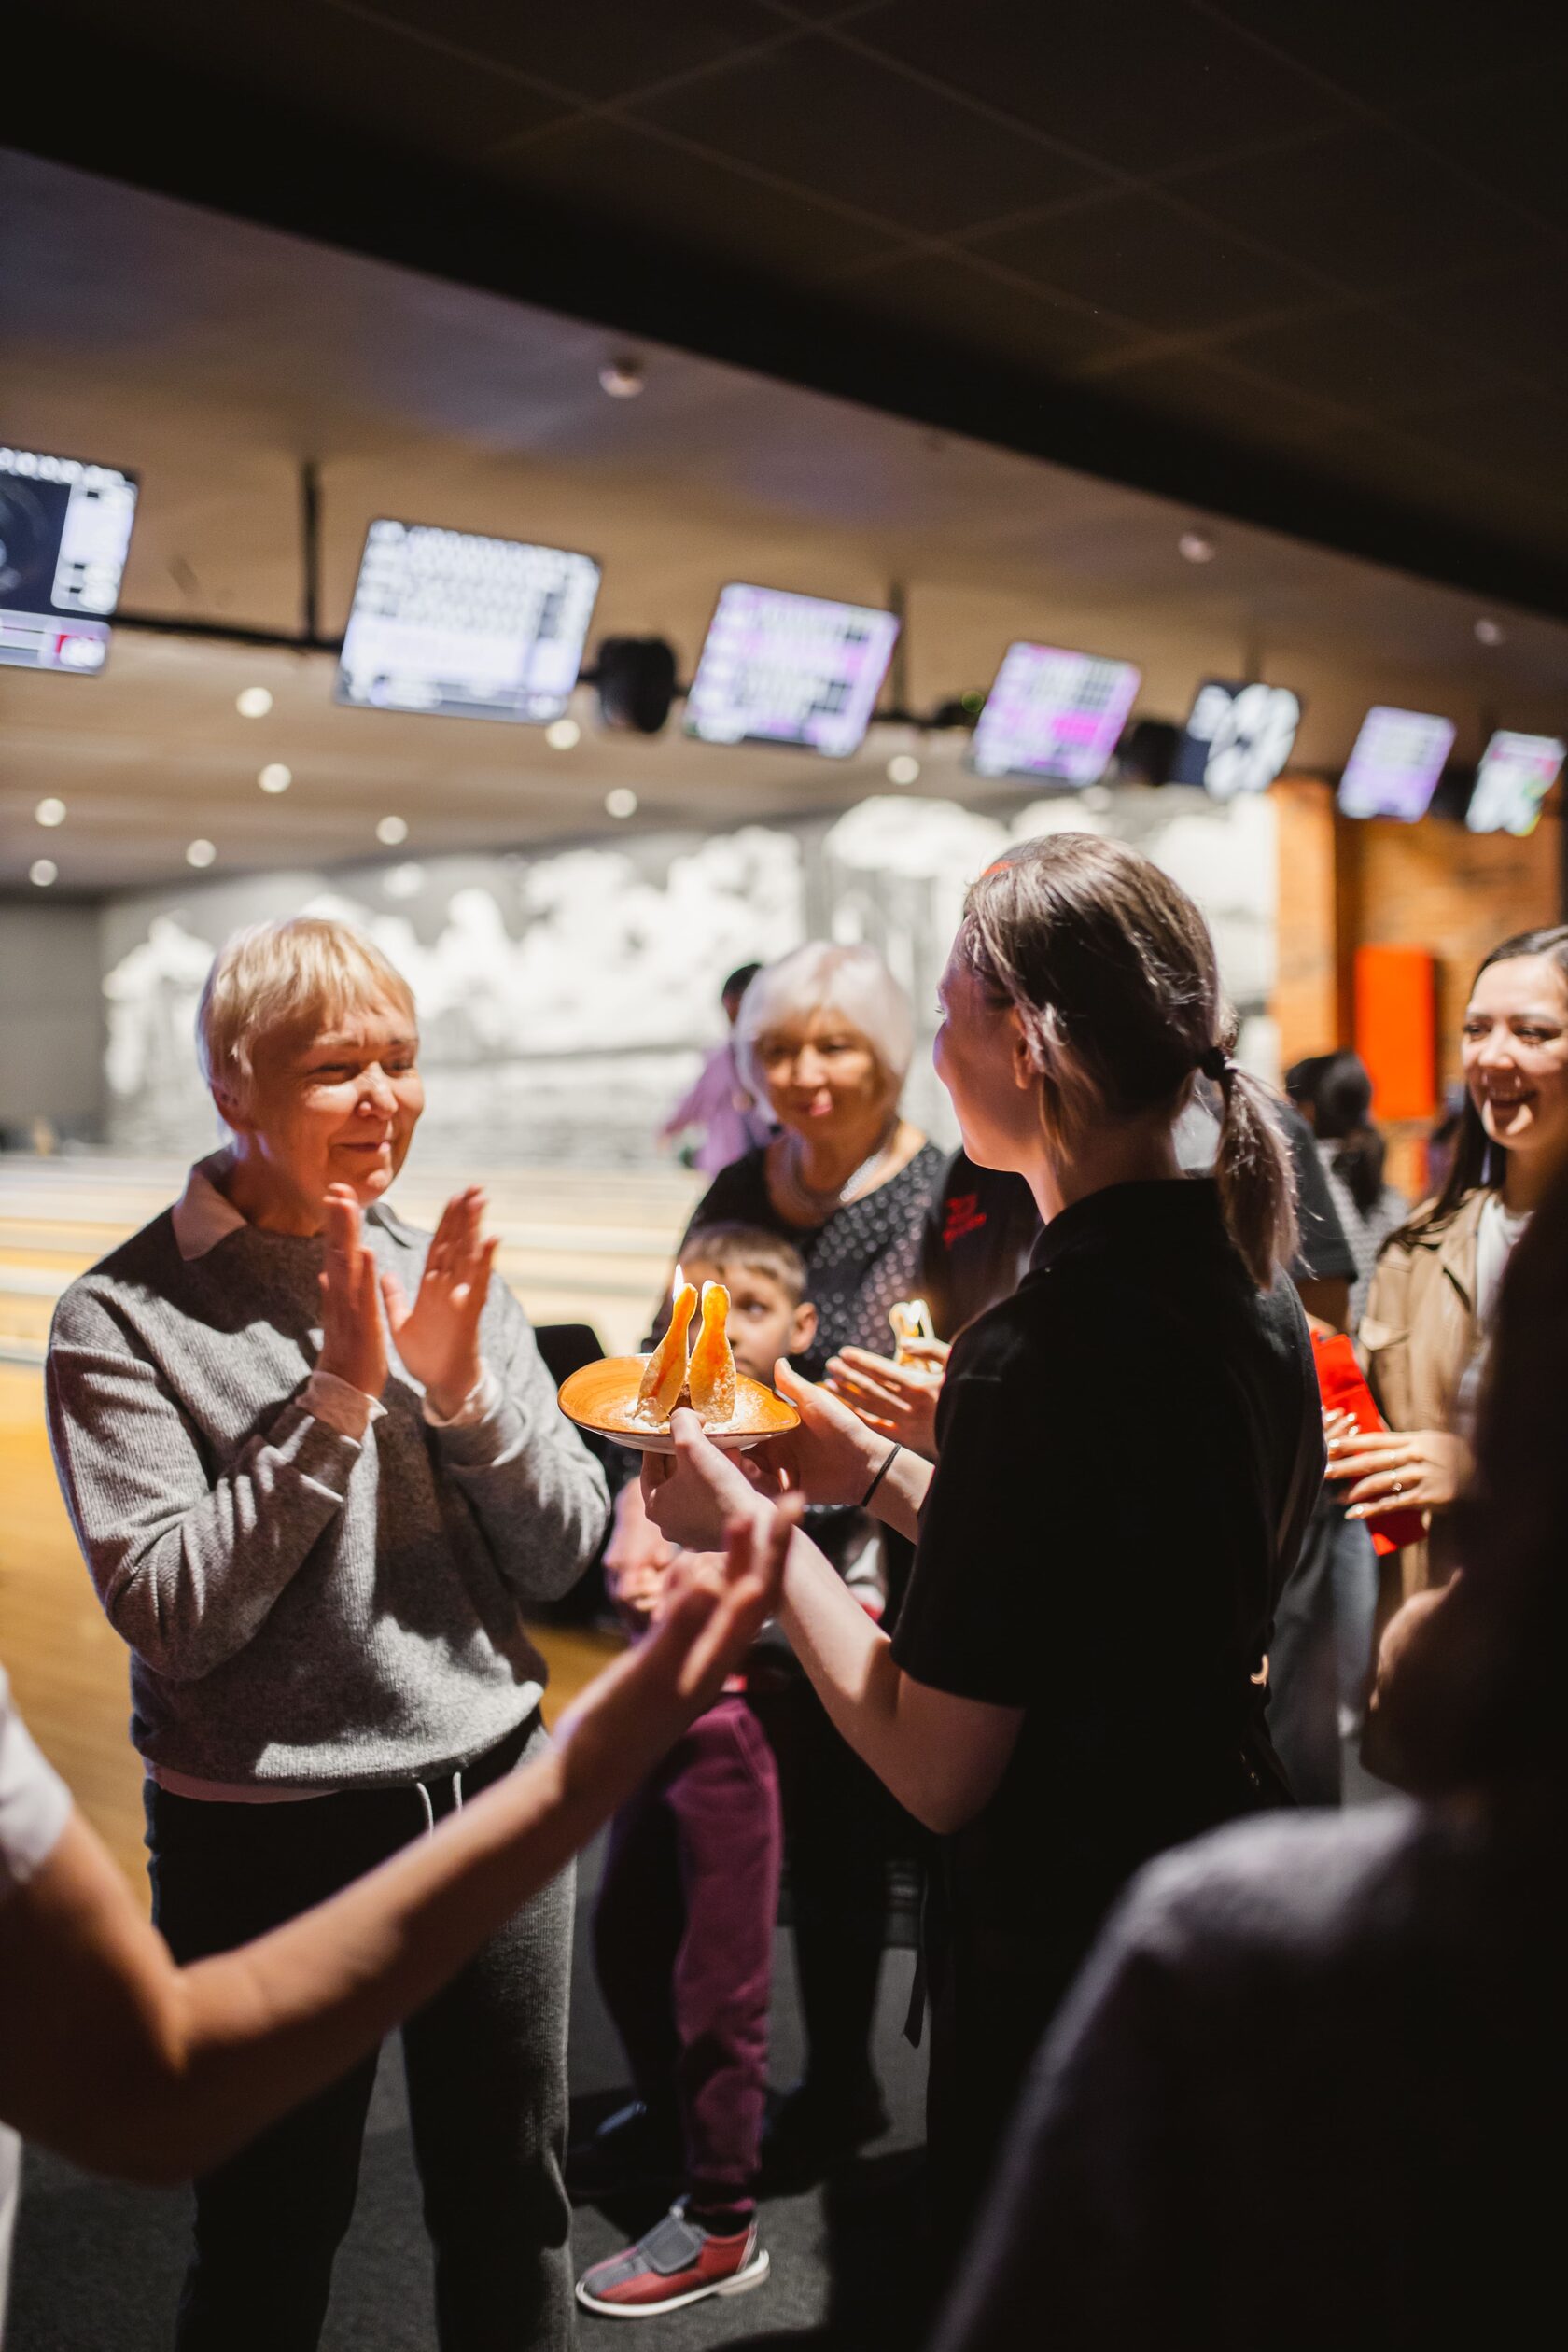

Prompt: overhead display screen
[
  {"left": 0, "top": 444, "right": 139, "bottom": 676},
  {"left": 1337, "top": 706, "right": 1456, "bottom": 821},
  {"left": 1465, "top": 730, "right": 1565, "bottom": 837},
  {"left": 336, "top": 520, "right": 600, "bottom": 723},
  {"left": 969, "top": 642, "right": 1141, "bottom": 785},
  {"left": 1172, "top": 677, "right": 1302, "bottom": 799},
  {"left": 684, "top": 582, "right": 900, "bottom": 758}
]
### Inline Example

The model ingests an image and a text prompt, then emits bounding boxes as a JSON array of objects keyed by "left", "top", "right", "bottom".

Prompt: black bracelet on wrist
[{"left": 861, "top": 1441, "right": 902, "bottom": 1508}]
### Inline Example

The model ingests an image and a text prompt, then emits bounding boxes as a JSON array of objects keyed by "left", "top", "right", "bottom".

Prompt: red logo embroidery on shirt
[{"left": 944, "top": 1194, "right": 987, "bottom": 1246}]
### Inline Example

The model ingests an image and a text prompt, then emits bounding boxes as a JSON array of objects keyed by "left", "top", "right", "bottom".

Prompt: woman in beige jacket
[{"left": 1331, "top": 924, "right": 1568, "bottom": 1594}]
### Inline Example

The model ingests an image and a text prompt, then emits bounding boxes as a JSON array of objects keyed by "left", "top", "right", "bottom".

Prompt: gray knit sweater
[{"left": 47, "top": 1195, "right": 608, "bottom": 1789}]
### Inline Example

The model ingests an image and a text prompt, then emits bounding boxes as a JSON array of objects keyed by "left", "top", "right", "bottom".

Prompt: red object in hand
[{"left": 1312, "top": 1332, "right": 1427, "bottom": 1556}]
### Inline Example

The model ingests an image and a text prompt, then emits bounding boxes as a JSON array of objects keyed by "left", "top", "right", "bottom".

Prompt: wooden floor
[{"left": 0, "top": 1155, "right": 701, "bottom": 1902}]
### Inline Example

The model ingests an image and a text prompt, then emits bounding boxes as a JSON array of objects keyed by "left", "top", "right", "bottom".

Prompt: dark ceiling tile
[
  {"left": 847, "top": 0, "right": 1351, "bottom": 174},
  {"left": 1219, "top": 304, "right": 1519, "bottom": 417},
  {"left": 1089, "top": 352, "right": 1337, "bottom": 452},
  {"left": 969, "top": 189, "right": 1323, "bottom": 335},
  {"left": 841, "top": 251, "right": 1141, "bottom": 372},
  {"left": 1313, "top": 421, "right": 1568, "bottom": 553},
  {"left": 1395, "top": 390, "right": 1568, "bottom": 491},
  {"left": 623, "top": 35, "right": 1108, "bottom": 234},
  {"left": 1406, "top": 52, "right": 1568, "bottom": 235},
  {"left": 67, "top": 0, "right": 567, "bottom": 154},
  {"left": 1197, "top": 1, "right": 1567, "bottom": 111},
  {"left": 491, "top": 118, "right": 906, "bottom": 285},
  {"left": 1392, "top": 266, "right": 1568, "bottom": 390},
  {"left": 364, "top": 0, "right": 786, "bottom": 106},
  {"left": 1176, "top": 124, "right": 1555, "bottom": 296}
]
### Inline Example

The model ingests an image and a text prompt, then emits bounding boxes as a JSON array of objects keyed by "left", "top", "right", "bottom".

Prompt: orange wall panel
[{"left": 1354, "top": 945, "right": 1437, "bottom": 1121}]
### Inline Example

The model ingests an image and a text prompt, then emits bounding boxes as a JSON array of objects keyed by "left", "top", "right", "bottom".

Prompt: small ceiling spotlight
[
  {"left": 545, "top": 717, "right": 581, "bottom": 750},
  {"left": 1178, "top": 529, "right": 1217, "bottom": 564},
  {"left": 35, "top": 796, "right": 67, "bottom": 827},
  {"left": 886, "top": 753, "right": 921, "bottom": 787},
  {"left": 186, "top": 838, "right": 217, "bottom": 869},
  {"left": 258, "top": 763, "right": 292, "bottom": 794},
  {"left": 30, "top": 858, "right": 58, "bottom": 888},
  {"left": 376, "top": 814, "right": 410, "bottom": 847},
  {"left": 236, "top": 686, "right": 273, "bottom": 718},
  {"left": 382, "top": 862, "right": 426, "bottom": 900},
  {"left": 605, "top": 788, "right": 638, "bottom": 819},
  {"left": 598, "top": 356, "right": 645, "bottom": 399},
  {"left": 1474, "top": 616, "right": 1505, "bottom": 646}
]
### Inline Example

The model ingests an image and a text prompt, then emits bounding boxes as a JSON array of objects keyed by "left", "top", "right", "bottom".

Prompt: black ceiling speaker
[
  {"left": 1113, "top": 718, "right": 1180, "bottom": 787},
  {"left": 595, "top": 636, "right": 678, "bottom": 734}
]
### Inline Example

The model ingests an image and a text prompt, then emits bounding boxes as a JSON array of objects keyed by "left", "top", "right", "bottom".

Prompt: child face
[{"left": 682, "top": 1255, "right": 816, "bottom": 1384}]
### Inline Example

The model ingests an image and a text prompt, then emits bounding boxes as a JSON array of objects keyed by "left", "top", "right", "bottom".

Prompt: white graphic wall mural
[{"left": 99, "top": 787, "right": 1276, "bottom": 1165}]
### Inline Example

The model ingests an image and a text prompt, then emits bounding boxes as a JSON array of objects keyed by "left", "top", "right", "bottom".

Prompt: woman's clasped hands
[{"left": 318, "top": 1183, "right": 498, "bottom": 1417}]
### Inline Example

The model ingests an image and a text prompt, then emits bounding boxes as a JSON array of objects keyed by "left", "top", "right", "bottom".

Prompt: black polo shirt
[{"left": 892, "top": 1178, "right": 1321, "bottom": 1951}]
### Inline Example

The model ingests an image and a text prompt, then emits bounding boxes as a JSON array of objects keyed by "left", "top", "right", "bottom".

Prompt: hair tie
[{"left": 1197, "top": 1044, "right": 1230, "bottom": 1084}]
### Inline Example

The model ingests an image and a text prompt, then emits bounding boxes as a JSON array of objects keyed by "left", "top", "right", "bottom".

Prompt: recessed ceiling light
[
  {"left": 186, "top": 838, "right": 217, "bottom": 869},
  {"left": 886, "top": 753, "right": 921, "bottom": 787},
  {"left": 236, "top": 686, "right": 273, "bottom": 718},
  {"left": 35, "top": 796, "right": 67, "bottom": 827},
  {"left": 605, "top": 788, "right": 638, "bottom": 819},
  {"left": 598, "top": 357, "right": 645, "bottom": 399},
  {"left": 376, "top": 814, "right": 409, "bottom": 847},
  {"left": 545, "top": 717, "right": 581, "bottom": 750},
  {"left": 29, "top": 858, "right": 58, "bottom": 889},
  {"left": 1474, "top": 617, "right": 1505, "bottom": 646},
  {"left": 382, "top": 862, "right": 426, "bottom": 900},
  {"left": 1178, "top": 530, "right": 1216, "bottom": 564},
  {"left": 258, "top": 763, "right": 292, "bottom": 794}
]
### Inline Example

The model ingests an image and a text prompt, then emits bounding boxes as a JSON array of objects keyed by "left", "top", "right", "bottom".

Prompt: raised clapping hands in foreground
[
  {"left": 317, "top": 1183, "right": 498, "bottom": 1416},
  {"left": 556, "top": 1500, "right": 799, "bottom": 1785}
]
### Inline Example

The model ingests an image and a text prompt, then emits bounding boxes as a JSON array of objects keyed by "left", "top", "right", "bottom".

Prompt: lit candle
[
  {"left": 637, "top": 1265, "right": 699, "bottom": 1422},
  {"left": 688, "top": 1281, "right": 736, "bottom": 1425}
]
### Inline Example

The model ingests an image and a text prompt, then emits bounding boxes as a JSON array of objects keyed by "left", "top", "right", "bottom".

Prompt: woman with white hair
[
  {"left": 693, "top": 941, "right": 943, "bottom": 1378},
  {"left": 46, "top": 917, "right": 609, "bottom": 2352},
  {"left": 684, "top": 942, "right": 943, "bottom": 2174}
]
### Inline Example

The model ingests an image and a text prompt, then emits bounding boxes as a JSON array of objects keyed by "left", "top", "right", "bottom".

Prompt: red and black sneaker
[{"left": 575, "top": 2198, "right": 769, "bottom": 2319}]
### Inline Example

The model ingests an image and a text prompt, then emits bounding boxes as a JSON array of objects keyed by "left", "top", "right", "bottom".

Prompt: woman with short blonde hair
[{"left": 48, "top": 914, "right": 608, "bottom": 2352}]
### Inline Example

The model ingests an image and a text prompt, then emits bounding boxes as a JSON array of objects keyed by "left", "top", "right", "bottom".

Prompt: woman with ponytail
[{"left": 643, "top": 833, "right": 1323, "bottom": 2256}]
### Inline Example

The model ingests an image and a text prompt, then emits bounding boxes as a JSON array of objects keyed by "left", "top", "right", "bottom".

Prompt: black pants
[
  {"left": 147, "top": 1716, "right": 575, "bottom": 2352},
  {"left": 749, "top": 1668, "right": 905, "bottom": 2096}
]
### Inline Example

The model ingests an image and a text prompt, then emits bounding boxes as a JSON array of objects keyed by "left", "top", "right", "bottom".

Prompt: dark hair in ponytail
[
  {"left": 1422, "top": 924, "right": 1568, "bottom": 1231},
  {"left": 1286, "top": 1049, "right": 1386, "bottom": 1216},
  {"left": 960, "top": 833, "right": 1297, "bottom": 1287}
]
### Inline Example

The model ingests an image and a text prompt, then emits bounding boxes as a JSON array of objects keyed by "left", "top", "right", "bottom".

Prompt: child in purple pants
[{"left": 574, "top": 1228, "right": 815, "bottom": 2320}]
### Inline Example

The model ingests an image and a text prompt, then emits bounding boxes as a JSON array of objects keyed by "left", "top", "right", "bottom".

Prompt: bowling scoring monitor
[
  {"left": 968, "top": 642, "right": 1141, "bottom": 786},
  {"left": 0, "top": 444, "right": 138, "bottom": 676},
  {"left": 684, "top": 582, "right": 900, "bottom": 758},
  {"left": 335, "top": 520, "right": 601, "bottom": 723}
]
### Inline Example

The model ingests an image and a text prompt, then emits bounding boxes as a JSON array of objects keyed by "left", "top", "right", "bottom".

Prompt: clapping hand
[
  {"left": 380, "top": 1185, "right": 498, "bottom": 1418},
  {"left": 555, "top": 1500, "right": 798, "bottom": 1784},
  {"left": 318, "top": 1186, "right": 388, "bottom": 1398},
  {"left": 826, "top": 1339, "right": 949, "bottom": 1460}
]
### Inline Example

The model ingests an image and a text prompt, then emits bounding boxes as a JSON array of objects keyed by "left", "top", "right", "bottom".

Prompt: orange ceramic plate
[{"left": 557, "top": 1355, "right": 800, "bottom": 1454}]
